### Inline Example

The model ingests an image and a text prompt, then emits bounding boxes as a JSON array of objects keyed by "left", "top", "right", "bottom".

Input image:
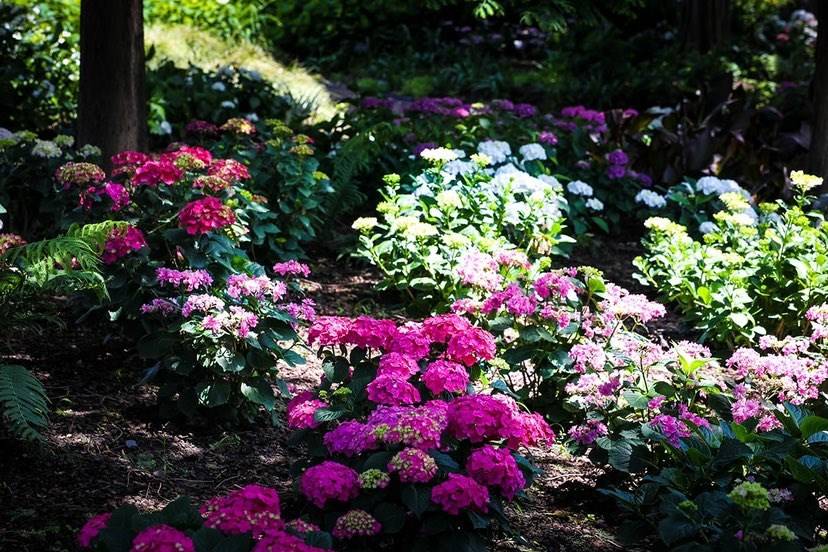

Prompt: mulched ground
[{"left": 0, "top": 243, "right": 676, "bottom": 551}]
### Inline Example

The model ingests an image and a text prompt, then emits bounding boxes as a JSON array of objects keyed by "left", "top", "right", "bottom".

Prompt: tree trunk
[
  {"left": 77, "top": 0, "right": 147, "bottom": 167},
  {"left": 681, "top": 0, "right": 732, "bottom": 53},
  {"left": 809, "top": 1, "right": 828, "bottom": 183}
]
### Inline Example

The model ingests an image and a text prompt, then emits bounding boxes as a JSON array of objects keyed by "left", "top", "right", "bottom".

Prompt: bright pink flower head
[
  {"left": 466, "top": 445, "right": 526, "bottom": 499},
  {"left": 286, "top": 391, "right": 327, "bottom": 430},
  {"left": 102, "top": 226, "right": 146, "bottom": 264},
  {"left": 98, "top": 182, "right": 130, "bottom": 211},
  {"left": 446, "top": 327, "right": 496, "bottom": 366},
  {"left": 272, "top": 260, "right": 311, "bottom": 278},
  {"left": 55, "top": 162, "right": 105, "bottom": 189},
  {"left": 422, "top": 314, "right": 473, "bottom": 343},
  {"left": 178, "top": 196, "right": 236, "bottom": 235},
  {"left": 431, "top": 473, "right": 489, "bottom": 515},
  {"left": 447, "top": 394, "right": 554, "bottom": 449},
  {"left": 331, "top": 510, "right": 381, "bottom": 539},
  {"left": 567, "top": 419, "right": 608, "bottom": 446},
  {"left": 130, "top": 524, "right": 194, "bottom": 552},
  {"left": 253, "top": 530, "right": 326, "bottom": 552},
  {"left": 388, "top": 447, "right": 438, "bottom": 483},
  {"left": 368, "top": 402, "right": 448, "bottom": 450},
  {"left": 78, "top": 513, "right": 111, "bottom": 548},
  {"left": 299, "top": 461, "right": 360, "bottom": 508},
  {"left": 132, "top": 160, "right": 183, "bottom": 186},
  {"left": 155, "top": 267, "right": 212, "bottom": 291},
  {"left": 388, "top": 328, "right": 432, "bottom": 360},
  {"left": 200, "top": 484, "right": 283, "bottom": 537},
  {"left": 347, "top": 316, "right": 399, "bottom": 349},
  {"left": 324, "top": 421, "right": 379, "bottom": 456},
  {"left": 308, "top": 316, "right": 353, "bottom": 347},
  {"left": 366, "top": 373, "right": 421, "bottom": 406},
  {"left": 162, "top": 145, "right": 213, "bottom": 169},
  {"left": 422, "top": 360, "right": 469, "bottom": 395},
  {"left": 208, "top": 159, "right": 250, "bottom": 182},
  {"left": 377, "top": 352, "right": 420, "bottom": 378},
  {"left": 111, "top": 150, "right": 152, "bottom": 168},
  {"left": 650, "top": 414, "right": 691, "bottom": 447}
]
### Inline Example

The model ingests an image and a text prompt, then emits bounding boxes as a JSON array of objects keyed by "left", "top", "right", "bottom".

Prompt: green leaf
[
  {"left": 197, "top": 382, "right": 231, "bottom": 407},
  {"left": 313, "top": 409, "right": 343, "bottom": 423},
  {"left": 373, "top": 502, "right": 406, "bottom": 534},
  {"left": 0, "top": 364, "right": 49, "bottom": 441},
  {"left": 799, "top": 416, "right": 828, "bottom": 438},
  {"left": 240, "top": 380, "right": 277, "bottom": 411},
  {"left": 658, "top": 514, "right": 699, "bottom": 545},
  {"left": 401, "top": 484, "right": 431, "bottom": 517},
  {"left": 159, "top": 496, "right": 201, "bottom": 527}
]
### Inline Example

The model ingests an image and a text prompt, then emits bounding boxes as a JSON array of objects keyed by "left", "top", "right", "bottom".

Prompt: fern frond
[{"left": 0, "top": 364, "right": 49, "bottom": 442}]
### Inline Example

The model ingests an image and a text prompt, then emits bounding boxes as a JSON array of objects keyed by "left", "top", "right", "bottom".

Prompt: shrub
[{"left": 635, "top": 172, "right": 828, "bottom": 346}]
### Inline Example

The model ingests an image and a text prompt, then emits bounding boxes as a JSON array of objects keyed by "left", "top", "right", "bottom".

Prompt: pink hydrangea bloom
[
  {"left": 140, "top": 298, "right": 179, "bottom": 316},
  {"left": 98, "top": 182, "right": 130, "bottom": 211},
  {"left": 285, "top": 519, "right": 320, "bottom": 534},
  {"left": 422, "top": 360, "right": 469, "bottom": 395},
  {"left": 388, "top": 447, "right": 438, "bottom": 483},
  {"left": 446, "top": 327, "right": 496, "bottom": 366},
  {"left": 132, "top": 160, "right": 183, "bottom": 187},
  {"left": 347, "top": 316, "right": 399, "bottom": 349},
  {"left": 569, "top": 343, "right": 607, "bottom": 373},
  {"left": 156, "top": 268, "right": 213, "bottom": 291},
  {"left": 447, "top": 394, "right": 554, "bottom": 449},
  {"left": 533, "top": 269, "right": 580, "bottom": 301},
  {"left": 102, "top": 226, "right": 146, "bottom": 264},
  {"left": 466, "top": 445, "right": 526, "bottom": 499},
  {"left": 181, "top": 294, "right": 225, "bottom": 317},
  {"left": 226, "top": 274, "right": 286, "bottom": 302},
  {"left": 368, "top": 401, "right": 449, "bottom": 449},
  {"left": 77, "top": 513, "right": 111, "bottom": 548},
  {"left": 431, "top": 473, "right": 489, "bottom": 515},
  {"left": 366, "top": 373, "right": 421, "bottom": 406},
  {"left": 208, "top": 159, "right": 250, "bottom": 182},
  {"left": 130, "top": 524, "right": 194, "bottom": 552},
  {"left": 272, "top": 260, "right": 311, "bottom": 278},
  {"left": 299, "top": 461, "right": 360, "bottom": 508},
  {"left": 731, "top": 397, "right": 762, "bottom": 424},
  {"left": 286, "top": 392, "right": 328, "bottom": 430},
  {"left": 200, "top": 484, "right": 282, "bottom": 537},
  {"left": 650, "top": 414, "right": 691, "bottom": 447},
  {"left": 377, "top": 352, "right": 421, "bottom": 378},
  {"left": 567, "top": 419, "right": 608, "bottom": 445},
  {"left": 55, "top": 162, "right": 106, "bottom": 188},
  {"left": 308, "top": 316, "right": 353, "bottom": 346},
  {"left": 252, "top": 530, "right": 326, "bottom": 552},
  {"left": 388, "top": 328, "right": 432, "bottom": 360},
  {"left": 161, "top": 145, "right": 213, "bottom": 168},
  {"left": 178, "top": 196, "right": 236, "bottom": 235},
  {"left": 600, "top": 284, "right": 666, "bottom": 324},
  {"left": 185, "top": 120, "right": 219, "bottom": 136},
  {"left": 421, "top": 314, "right": 473, "bottom": 343},
  {"left": 283, "top": 299, "right": 317, "bottom": 322},
  {"left": 456, "top": 250, "right": 502, "bottom": 291},
  {"left": 331, "top": 510, "right": 381, "bottom": 539},
  {"left": 324, "top": 421, "right": 379, "bottom": 456},
  {"left": 111, "top": 150, "right": 152, "bottom": 167}
]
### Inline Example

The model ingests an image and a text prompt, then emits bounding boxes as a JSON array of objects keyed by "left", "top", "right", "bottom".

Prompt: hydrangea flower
[
  {"left": 332, "top": 510, "right": 382, "bottom": 539},
  {"left": 518, "top": 143, "right": 546, "bottom": 161},
  {"left": 130, "top": 524, "right": 194, "bottom": 552},
  {"left": 156, "top": 268, "right": 213, "bottom": 291},
  {"left": 567, "top": 180, "right": 593, "bottom": 197},
  {"left": 445, "top": 327, "right": 496, "bottom": 366},
  {"left": 55, "top": 162, "right": 106, "bottom": 188},
  {"left": 422, "top": 360, "right": 469, "bottom": 395},
  {"left": 466, "top": 445, "right": 526, "bottom": 499},
  {"left": 286, "top": 391, "right": 328, "bottom": 430},
  {"left": 324, "top": 421, "right": 379, "bottom": 456},
  {"left": 272, "top": 260, "right": 311, "bottom": 278},
  {"left": 635, "top": 189, "right": 667, "bottom": 209},
  {"left": 178, "top": 197, "right": 236, "bottom": 235},
  {"left": 431, "top": 473, "right": 490, "bottom": 515},
  {"left": 133, "top": 160, "right": 183, "bottom": 187},
  {"left": 77, "top": 513, "right": 110, "bottom": 549},
  {"left": 299, "top": 461, "right": 360, "bottom": 508},
  {"left": 252, "top": 531, "right": 326, "bottom": 552},
  {"left": 366, "top": 373, "right": 422, "bottom": 405},
  {"left": 102, "top": 226, "right": 146, "bottom": 264},
  {"left": 181, "top": 294, "right": 224, "bottom": 317},
  {"left": 377, "top": 352, "right": 421, "bottom": 378},
  {"left": 359, "top": 469, "right": 391, "bottom": 489},
  {"left": 388, "top": 447, "right": 438, "bottom": 483},
  {"left": 208, "top": 159, "right": 250, "bottom": 182},
  {"left": 200, "top": 484, "right": 282, "bottom": 537}
]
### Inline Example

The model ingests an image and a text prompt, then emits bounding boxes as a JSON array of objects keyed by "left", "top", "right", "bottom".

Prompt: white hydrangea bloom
[
  {"left": 538, "top": 174, "right": 563, "bottom": 191},
  {"left": 635, "top": 189, "right": 667, "bottom": 208},
  {"left": 699, "top": 221, "right": 718, "bottom": 234},
  {"left": 420, "top": 147, "right": 459, "bottom": 163},
  {"left": 442, "top": 159, "right": 476, "bottom": 178},
  {"left": 567, "top": 180, "right": 594, "bottom": 197},
  {"left": 31, "top": 140, "right": 61, "bottom": 158},
  {"left": 477, "top": 140, "right": 512, "bottom": 165},
  {"left": 211, "top": 81, "right": 227, "bottom": 92},
  {"left": 518, "top": 143, "right": 547, "bottom": 162},
  {"left": 586, "top": 198, "right": 604, "bottom": 211},
  {"left": 504, "top": 201, "right": 531, "bottom": 224}
]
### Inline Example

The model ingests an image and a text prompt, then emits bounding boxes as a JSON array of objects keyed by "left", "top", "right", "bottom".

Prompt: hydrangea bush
[
  {"left": 635, "top": 172, "right": 828, "bottom": 346},
  {"left": 285, "top": 313, "right": 553, "bottom": 549}
]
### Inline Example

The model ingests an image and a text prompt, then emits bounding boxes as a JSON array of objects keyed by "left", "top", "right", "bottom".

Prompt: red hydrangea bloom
[
  {"left": 162, "top": 144, "right": 213, "bottom": 168},
  {"left": 445, "top": 327, "right": 496, "bottom": 366},
  {"left": 388, "top": 447, "right": 438, "bottom": 483},
  {"left": 252, "top": 530, "right": 326, "bottom": 552},
  {"left": 132, "top": 160, "right": 183, "bottom": 186},
  {"left": 324, "top": 421, "right": 379, "bottom": 456},
  {"left": 130, "top": 524, "right": 194, "bottom": 552},
  {"left": 422, "top": 360, "right": 469, "bottom": 395},
  {"left": 111, "top": 150, "right": 152, "bottom": 167},
  {"left": 346, "top": 316, "right": 399, "bottom": 349},
  {"left": 178, "top": 196, "right": 236, "bottom": 235},
  {"left": 366, "top": 373, "right": 421, "bottom": 406},
  {"left": 377, "top": 352, "right": 420, "bottom": 378},
  {"left": 332, "top": 510, "right": 382, "bottom": 539},
  {"left": 185, "top": 119, "right": 219, "bottom": 136},
  {"left": 431, "top": 473, "right": 489, "bottom": 515},
  {"left": 286, "top": 391, "right": 327, "bottom": 430},
  {"left": 77, "top": 512, "right": 110, "bottom": 548},
  {"left": 208, "top": 159, "right": 250, "bottom": 182},
  {"left": 55, "top": 162, "right": 106, "bottom": 189},
  {"left": 102, "top": 226, "right": 146, "bottom": 264},
  {"left": 422, "top": 314, "right": 473, "bottom": 343},
  {"left": 299, "top": 461, "right": 360, "bottom": 508},
  {"left": 200, "top": 484, "right": 283, "bottom": 537},
  {"left": 466, "top": 445, "right": 526, "bottom": 499}
]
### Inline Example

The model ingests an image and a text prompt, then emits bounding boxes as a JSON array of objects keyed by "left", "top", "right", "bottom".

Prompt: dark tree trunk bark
[
  {"left": 681, "top": 0, "right": 732, "bottom": 53},
  {"left": 809, "top": 1, "right": 828, "bottom": 183},
  {"left": 77, "top": 0, "right": 147, "bottom": 168}
]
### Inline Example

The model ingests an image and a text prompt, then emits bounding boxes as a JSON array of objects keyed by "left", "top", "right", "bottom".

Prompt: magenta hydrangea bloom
[
  {"left": 388, "top": 447, "right": 438, "bottom": 483},
  {"left": 446, "top": 327, "right": 496, "bottom": 366},
  {"left": 421, "top": 314, "right": 473, "bottom": 343},
  {"left": 324, "top": 421, "right": 379, "bottom": 456},
  {"left": 388, "top": 328, "right": 432, "bottom": 360},
  {"left": 99, "top": 182, "right": 130, "bottom": 211},
  {"left": 431, "top": 473, "right": 490, "bottom": 515},
  {"left": 272, "top": 260, "right": 311, "bottom": 278},
  {"left": 286, "top": 391, "right": 328, "bottom": 430},
  {"left": 252, "top": 530, "right": 326, "bottom": 552},
  {"left": 447, "top": 394, "right": 554, "bottom": 449},
  {"left": 130, "top": 524, "right": 194, "bottom": 552},
  {"left": 366, "top": 373, "right": 421, "bottom": 406},
  {"left": 299, "top": 461, "right": 360, "bottom": 508},
  {"left": 156, "top": 267, "right": 213, "bottom": 291},
  {"left": 369, "top": 402, "right": 448, "bottom": 449},
  {"left": 377, "top": 352, "right": 421, "bottom": 378},
  {"left": 140, "top": 298, "right": 179, "bottom": 316},
  {"left": 422, "top": 360, "right": 469, "bottom": 395},
  {"left": 111, "top": 150, "right": 152, "bottom": 167},
  {"left": 208, "top": 158, "right": 250, "bottom": 182},
  {"left": 225, "top": 274, "right": 286, "bottom": 302},
  {"left": 102, "top": 226, "right": 147, "bottom": 264},
  {"left": 132, "top": 160, "right": 183, "bottom": 187},
  {"left": 181, "top": 294, "right": 224, "bottom": 317},
  {"left": 568, "top": 419, "right": 608, "bottom": 445},
  {"left": 331, "top": 510, "right": 382, "bottom": 539},
  {"left": 77, "top": 512, "right": 111, "bottom": 549},
  {"left": 285, "top": 519, "right": 320, "bottom": 535},
  {"left": 650, "top": 414, "right": 691, "bottom": 447},
  {"left": 307, "top": 316, "right": 353, "bottom": 346},
  {"left": 347, "top": 316, "right": 400, "bottom": 349},
  {"left": 466, "top": 445, "right": 526, "bottom": 499},
  {"left": 200, "top": 484, "right": 282, "bottom": 537},
  {"left": 178, "top": 196, "right": 236, "bottom": 235}
]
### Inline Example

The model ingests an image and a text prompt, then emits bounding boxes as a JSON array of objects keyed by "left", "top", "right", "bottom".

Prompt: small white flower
[
  {"left": 504, "top": 201, "right": 531, "bottom": 224},
  {"left": 585, "top": 198, "right": 604, "bottom": 211},
  {"left": 538, "top": 174, "right": 563, "bottom": 191},
  {"left": 78, "top": 144, "right": 102, "bottom": 158},
  {"left": 420, "top": 147, "right": 459, "bottom": 163},
  {"left": 211, "top": 81, "right": 227, "bottom": 92},
  {"left": 220, "top": 100, "right": 236, "bottom": 109},
  {"left": 477, "top": 140, "right": 512, "bottom": 165},
  {"left": 519, "top": 143, "right": 547, "bottom": 162},
  {"left": 635, "top": 189, "right": 667, "bottom": 209},
  {"left": 567, "top": 180, "right": 594, "bottom": 197},
  {"left": 442, "top": 159, "right": 476, "bottom": 177},
  {"left": 494, "top": 163, "right": 520, "bottom": 176},
  {"left": 699, "top": 221, "right": 718, "bottom": 234},
  {"left": 31, "top": 140, "right": 61, "bottom": 158},
  {"left": 159, "top": 121, "right": 172, "bottom": 135}
]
